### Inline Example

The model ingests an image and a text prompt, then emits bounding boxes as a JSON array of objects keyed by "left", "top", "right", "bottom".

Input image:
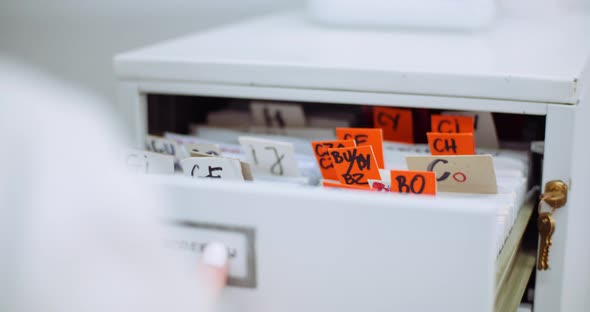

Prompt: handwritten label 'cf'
[
  {"left": 427, "top": 132, "right": 475, "bottom": 155},
  {"left": 431, "top": 115, "right": 475, "bottom": 133},
  {"left": 336, "top": 128, "right": 384, "bottom": 169},
  {"left": 181, "top": 157, "right": 245, "bottom": 181},
  {"left": 328, "top": 145, "right": 381, "bottom": 187},
  {"left": 238, "top": 136, "right": 300, "bottom": 177},
  {"left": 390, "top": 170, "right": 436, "bottom": 195},
  {"left": 373, "top": 107, "right": 414, "bottom": 144},
  {"left": 311, "top": 140, "right": 356, "bottom": 180}
]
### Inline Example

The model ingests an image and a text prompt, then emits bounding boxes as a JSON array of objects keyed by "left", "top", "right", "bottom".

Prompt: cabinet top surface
[{"left": 115, "top": 11, "right": 590, "bottom": 104}]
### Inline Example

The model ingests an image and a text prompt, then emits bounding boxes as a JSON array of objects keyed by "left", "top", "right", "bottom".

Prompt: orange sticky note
[
  {"left": 373, "top": 107, "right": 414, "bottom": 144},
  {"left": 390, "top": 170, "right": 437, "bottom": 195},
  {"left": 427, "top": 132, "right": 475, "bottom": 155},
  {"left": 322, "top": 181, "right": 374, "bottom": 191},
  {"left": 431, "top": 115, "right": 475, "bottom": 133},
  {"left": 336, "top": 128, "right": 384, "bottom": 169},
  {"left": 327, "top": 145, "right": 382, "bottom": 187},
  {"left": 311, "top": 140, "right": 356, "bottom": 180}
]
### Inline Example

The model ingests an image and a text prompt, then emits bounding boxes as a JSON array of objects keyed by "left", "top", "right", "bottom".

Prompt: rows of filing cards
[{"left": 313, "top": 107, "right": 489, "bottom": 196}]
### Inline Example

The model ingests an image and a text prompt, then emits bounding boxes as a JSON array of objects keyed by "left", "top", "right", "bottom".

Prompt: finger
[{"left": 199, "top": 242, "right": 229, "bottom": 295}]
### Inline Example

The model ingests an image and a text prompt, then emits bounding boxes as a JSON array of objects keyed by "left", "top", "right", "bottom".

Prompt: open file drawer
[{"left": 115, "top": 11, "right": 590, "bottom": 312}]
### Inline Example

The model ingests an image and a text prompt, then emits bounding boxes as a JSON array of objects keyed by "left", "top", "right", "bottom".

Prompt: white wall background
[{"left": 0, "top": 0, "right": 303, "bottom": 111}]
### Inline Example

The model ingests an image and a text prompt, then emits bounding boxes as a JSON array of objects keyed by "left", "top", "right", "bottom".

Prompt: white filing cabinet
[{"left": 115, "top": 11, "right": 590, "bottom": 312}]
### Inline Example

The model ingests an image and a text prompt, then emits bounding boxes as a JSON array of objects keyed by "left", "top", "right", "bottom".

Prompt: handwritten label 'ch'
[
  {"left": 327, "top": 145, "right": 381, "bottom": 187},
  {"left": 311, "top": 140, "right": 356, "bottom": 180},
  {"left": 336, "top": 128, "right": 384, "bottom": 169},
  {"left": 238, "top": 136, "right": 300, "bottom": 177},
  {"left": 390, "top": 170, "right": 436, "bottom": 195},
  {"left": 373, "top": 107, "right": 414, "bottom": 144},
  {"left": 431, "top": 115, "right": 475, "bottom": 133},
  {"left": 427, "top": 132, "right": 475, "bottom": 155},
  {"left": 250, "top": 101, "right": 306, "bottom": 129}
]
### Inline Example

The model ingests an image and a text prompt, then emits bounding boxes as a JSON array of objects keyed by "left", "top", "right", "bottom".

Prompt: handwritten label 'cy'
[
  {"left": 327, "top": 145, "right": 381, "bottom": 187},
  {"left": 373, "top": 107, "right": 414, "bottom": 144},
  {"left": 427, "top": 132, "right": 475, "bottom": 155},
  {"left": 336, "top": 128, "right": 384, "bottom": 169},
  {"left": 311, "top": 140, "right": 356, "bottom": 181}
]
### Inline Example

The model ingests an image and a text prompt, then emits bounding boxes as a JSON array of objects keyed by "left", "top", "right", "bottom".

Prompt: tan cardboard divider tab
[{"left": 406, "top": 155, "right": 497, "bottom": 194}]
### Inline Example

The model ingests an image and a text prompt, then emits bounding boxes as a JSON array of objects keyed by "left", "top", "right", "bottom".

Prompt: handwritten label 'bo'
[
  {"left": 311, "top": 140, "right": 356, "bottom": 180},
  {"left": 431, "top": 115, "right": 475, "bottom": 133},
  {"left": 327, "top": 145, "right": 381, "bottom": 187},
  {"left": 389, "top": 170, "right": 436, "bottom": 195},
  {"left": 427, "top": 132, "right": 475, "bottom": 155},
  {"left": 406, "top": 155, "right": 498, "bottom": 194},
  {"left": 373, "top": 107, "right": 414, "bottom": 144},
  {"left": 336, "top": 128, "right": 384, "bottom": 169}
]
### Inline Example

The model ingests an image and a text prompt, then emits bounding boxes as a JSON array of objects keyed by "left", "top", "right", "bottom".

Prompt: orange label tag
[
  {"left": 327, "top": 145, "right": 382, "bottom": 187},
  {"left": 373, "top": 107, "right": 414, "bottom": 144},
  {"left": 311, "top": 140, "right": 356, "bottom": 180},
  {"left": 322, "top": 180, "right": 374, "bottom": 191},
  {"left": 431, "top": 115, "right": 475, "bottom": 133},
  {"left": 427, "top": 132, "right": 475, "bottom": 155},
  {"left": 336, "top": 128, "right": 384, "bottom": 169},
  {"left": 389, "top": 170, "right": 437, "bottom": 195}
]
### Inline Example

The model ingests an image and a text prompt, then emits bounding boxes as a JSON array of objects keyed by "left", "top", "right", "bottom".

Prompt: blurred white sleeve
[{"left": 0, "top": 58, "right": 206, "bottom": 312}]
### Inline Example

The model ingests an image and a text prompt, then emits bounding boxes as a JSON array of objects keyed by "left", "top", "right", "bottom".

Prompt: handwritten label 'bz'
[{"left": 327, "top": 145, "right": 381, "bottom": 187}]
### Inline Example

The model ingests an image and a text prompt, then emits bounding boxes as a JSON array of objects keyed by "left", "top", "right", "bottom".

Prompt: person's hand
[{"left": 198, "top": 242, "right": 229, "bottom": 310}]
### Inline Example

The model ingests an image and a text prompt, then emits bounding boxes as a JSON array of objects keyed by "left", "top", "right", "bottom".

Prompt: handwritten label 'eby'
[
  {"left": 431, "top": 114, "right": 475, "bottom": 133},
  {"left": 427, "top": 132, "right": 475, "bottom": 155},
  {"left": 336, "top": 128, "right": 384, "bottom": 169},
  {"left": 389, "top": 170, "right": 436, "bottom": 195},
  {"left": 406, "top": 155, "right": 497, "bottom": 194},
  {"left": 373, "top": 107, "right": 414, "bottom": 144},
  {"left": 311, "top": 140, "right": 355, "bottom": 180},
  {"left": 327, "top": 145, "right": 381, "bottom": 187}
]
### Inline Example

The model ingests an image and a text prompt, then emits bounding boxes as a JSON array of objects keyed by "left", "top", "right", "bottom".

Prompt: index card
[
  {"left": 124, "top": 149, "right": 174, "bottom": 175},
  {"left": 311, "top": 140, "right": 356, "bottom": 180},
  {"left": 427, "top": 132, "right": 475, "bottom": 155},
  {"left": 406, "top": 155, "right": 498, "bottom": 194},
  {"left": 181, "top": 157, "right": 244, "bottom": 181},
  {"left": 327, "top": 145, "right": 382, "bottom": 187},
  {"left": 430, "top": 114, "right": 475, "bottom": 133},
  {"left": 442, "top": 111, "right": 499, "bottom": 148},
  {"left": 186, "top": 143, "right": 222, "bottom": 157},
  {"left": 389, "top": 170, "right": 437, "bottom": 195},
  {"left": 336, "top": 128, "right": 385, "bottom": 169},
  {"left": 373, "top": 107, "right": 414, "bottom": 144},
  {"left": 146, "top": 135, "right": 184, "bottom": 159},
  {"left": 238, "top": 136, "right": 300, "bottom": 177},
  {"left": 250, "top": 101, "right": 306, "bottom": 128}
]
